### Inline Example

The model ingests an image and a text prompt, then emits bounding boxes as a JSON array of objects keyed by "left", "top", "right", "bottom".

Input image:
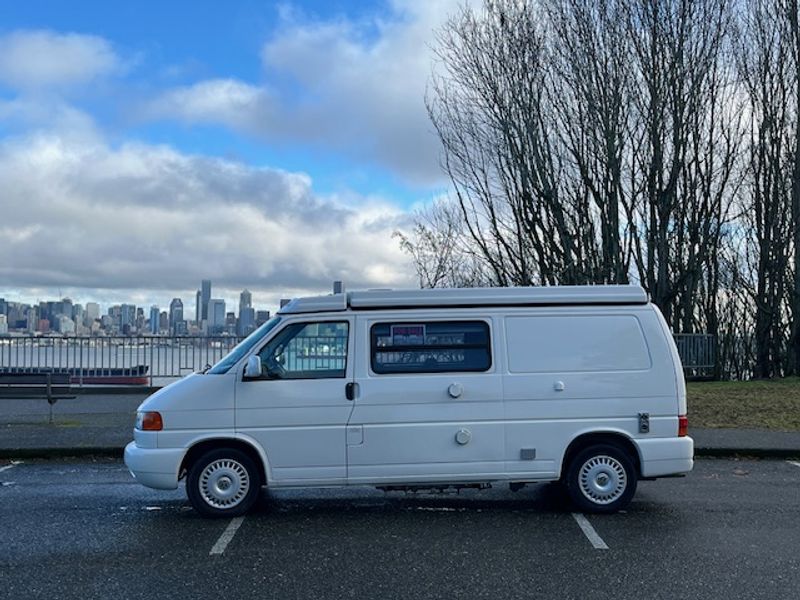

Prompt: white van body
[{"left": 124, "top": 286, "right": 693, "bottom": 516}]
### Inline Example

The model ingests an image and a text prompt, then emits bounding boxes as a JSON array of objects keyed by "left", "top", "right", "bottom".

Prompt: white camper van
[{"left": 124, "top": 285, "right": 692, "bottom": 517}]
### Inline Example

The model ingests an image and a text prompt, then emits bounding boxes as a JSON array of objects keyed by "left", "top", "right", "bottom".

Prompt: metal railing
[
  {"left": 282, "top": 335, "right": 347, "bottom": 373},
  {"left": 0, "top": 332, "right": 719, "bottom": 387},
  {"left": 673, "top": 333, "right": 716, "bottom": 379},
  {"left": 0, "top": 336, "right": 244, "bottom": 387}
]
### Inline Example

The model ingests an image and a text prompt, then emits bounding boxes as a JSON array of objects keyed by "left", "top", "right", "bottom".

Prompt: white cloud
[
  {"left": 0, "top": 30, "right": 121, "bottom": 89},
  {"left": 145, "top": 0, "right": 469, "bottom": 186},
  {"left": 0, "top": 98, "right": 103, "bottom": 143},
  {"left": 145, "top": 79, "right": 273, "bottom": 130},
  {"left": 0, "top": 132, "right": 416, "bottom": 307}
]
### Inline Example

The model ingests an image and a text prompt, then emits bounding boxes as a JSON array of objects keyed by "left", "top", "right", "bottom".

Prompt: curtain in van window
[{"left": 370, "top": 321, "right": 491, "bottom": 374}]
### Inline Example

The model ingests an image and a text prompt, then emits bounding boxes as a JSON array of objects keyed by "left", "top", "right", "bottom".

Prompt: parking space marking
[
  {"left": 210, "top": 517, "right": 245, "bottom": 555},
  {"left": 788, "top": 461, "right": 800, "bottom": 469},
  {"left": 571, "top": 513, "right": 609, "bottom": 550}
]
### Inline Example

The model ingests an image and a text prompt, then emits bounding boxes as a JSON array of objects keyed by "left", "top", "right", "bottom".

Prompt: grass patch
[{"left": 688, "top": 377, "right": 800, "bottom": 431}]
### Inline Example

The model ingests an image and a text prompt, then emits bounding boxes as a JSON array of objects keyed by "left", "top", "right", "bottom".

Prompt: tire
[
  {"left": 186, "top": 448, "right": 262, "bottom": 518},
  {"left": 564, "top": 443, "right": 637, "bottom": 514}
]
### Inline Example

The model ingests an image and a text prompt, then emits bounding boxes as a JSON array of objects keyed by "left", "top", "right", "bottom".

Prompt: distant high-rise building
[
  {"left": 120, "top": 304, "right": 136, "bottom": 333},
  {"left": 195, "top": 290, "right": 202, "bottom": 325},
  {"left": 0, "top": 298, "right": 7, "bottom": 316},
  {"left": 150, "top": 306, "right": 160, "bottom": 334},
  {"left": 169, "top": 298, "right": 184, "bottom": 335},
  {"left": 239, "top": 289, "right": 252, "bottom": 313},
  {"left": 238, "top": 307, "right": 255, "bottom": 336},
  {"left": 85, "top": 302, "right": 100, "bottom": 326},
  {"left": 0, "top": 314, "right": 8, "bottom": 335},
  {"left": 225, "top": 311, "right": 237, "bottom": 335},
  {"left": 201, "top": 280, "right": 211, "bottom": 321},
  {"left": 5, "top": 303, "right": 20, "bottom": 328},
  {"left": 255, "top": 310, "right": 270, "bottom": 326},
  {"left": 238, "top": 289, "right": 253, "bottom": 336},
  {"left": 159, "top": 311, "right": 169, "bottom": 332},
  {"left": 72, "top": 304, "right": 84, "bottom": 324},
  {"left": 62, "top": 298, "right": 73, "bottom": 320},
  {"left": 58, "top": 315, "right": 75, "bottom": 334},
  {"left": 26, "top": 305, "right": 39, "bottom": 333},
  {"left": 208, "top": 298, "right": 225, "bottom": 334}
]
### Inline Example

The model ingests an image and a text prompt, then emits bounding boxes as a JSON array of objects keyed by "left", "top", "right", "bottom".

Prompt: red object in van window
[{"left": 678, "top": 415, "right": 688, "bottom": 437}]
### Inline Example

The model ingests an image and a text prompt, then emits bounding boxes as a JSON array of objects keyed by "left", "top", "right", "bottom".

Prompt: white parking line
[
  {"left": 0, "top": 461, "right": 21, "bottom": 474},
  {"left": 788, "top": 461, "right": 800, "bottom": 469},
  {"left": 210, "top": 517, "right": 245, "bottom": 555},
  {"left": 571, "top": 513, "right": 609, "bottom": 550}
]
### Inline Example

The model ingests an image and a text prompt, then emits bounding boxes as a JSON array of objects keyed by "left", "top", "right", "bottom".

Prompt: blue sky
[
  {"left": 0, "top": 0, "right": 448, "bottom": 201},
  {"left": 0, "top": 0, "right": 463, "bottom": 313}
]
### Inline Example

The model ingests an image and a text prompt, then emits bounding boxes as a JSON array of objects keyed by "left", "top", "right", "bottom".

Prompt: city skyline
[
  {"left": 0, "top": 283, "right": 288, "bottom": 323},
  {"left": 0, "top": 279, "right": 272, "bottom": 336}
]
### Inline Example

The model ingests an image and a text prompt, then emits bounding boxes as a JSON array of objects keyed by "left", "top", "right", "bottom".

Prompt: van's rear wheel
[
  {"left": 565, "top": 444, "right": 637, "bottom": 514},
  {"left": 187, "top": 449, "right": 261, "bottom": 518}
]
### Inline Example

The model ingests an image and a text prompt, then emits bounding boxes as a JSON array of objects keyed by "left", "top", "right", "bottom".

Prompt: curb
[
  {"left": 0, "top": 447, "right": 124, "bottom": 460},
  {"left": 694, "top": 448, "right": 800, "bottom": 459}
]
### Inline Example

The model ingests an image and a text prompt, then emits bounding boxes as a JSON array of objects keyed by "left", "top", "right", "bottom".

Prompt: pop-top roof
[{"left": 278, "top": 285, "right": 648, "bottom": 314}]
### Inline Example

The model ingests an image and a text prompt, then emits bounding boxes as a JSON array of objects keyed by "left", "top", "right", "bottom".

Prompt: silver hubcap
[
  {"left": 578, "top": 455, "right": 627, "bottom": 505},
  {"left": 199, "top": 459, "right": 250, "bottom": 509}
]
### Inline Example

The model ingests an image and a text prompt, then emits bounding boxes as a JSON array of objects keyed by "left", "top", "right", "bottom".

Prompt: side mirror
[{"left": 244, "top": 355, "right": 262, "bottom": 379}]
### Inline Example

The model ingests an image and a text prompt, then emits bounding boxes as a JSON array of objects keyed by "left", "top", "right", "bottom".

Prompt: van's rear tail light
[
  {"left": 137, "top": 411, "right": 163, "bottom": 431},
  {"left": 678, "top": 415, "right": 688, "bottom": 437}
]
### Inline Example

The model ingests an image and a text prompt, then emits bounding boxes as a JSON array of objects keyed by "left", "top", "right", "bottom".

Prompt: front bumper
[{"left": 124, "top": 441, "right": 185, "bottom": 490}]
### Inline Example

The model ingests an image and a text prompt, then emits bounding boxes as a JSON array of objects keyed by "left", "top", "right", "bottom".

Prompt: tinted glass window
[
  {"left": 258, "top": 321, "right": 349, "bottom": 379},
  {"left": 371, "top": 321, "right": 491, "bottom": 374}
]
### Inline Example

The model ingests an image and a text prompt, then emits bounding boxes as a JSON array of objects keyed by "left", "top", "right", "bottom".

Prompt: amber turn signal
[{"left": 138, "top": 411, "right": 163, "bottom": 431}]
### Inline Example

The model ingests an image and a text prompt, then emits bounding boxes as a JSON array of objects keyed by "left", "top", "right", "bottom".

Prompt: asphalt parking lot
[{"left": 0, "top": 457, "right": 798, "bottom": 600}]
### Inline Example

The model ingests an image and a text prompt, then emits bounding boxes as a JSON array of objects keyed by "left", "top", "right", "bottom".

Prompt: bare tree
[
  {"left": 394, "top": 199, "right": 489, "bottom": 288},
  {"left": 786, "top": 0, "right": 800, "bottom": 375},
  {"left": 395, "top": 0, "right": 800, "bottom": 379},
  {"left": 737, "top": 0, "right": 796, "bottom": 377},
  {"left": 428, "top": 0, "right": 595, "bottom": 287},
  {"left": 623, "top": 0, "right": 736, "bottom": 330},
  {"left": 547, "top": 0, "right": 633, "bottom": 284}
]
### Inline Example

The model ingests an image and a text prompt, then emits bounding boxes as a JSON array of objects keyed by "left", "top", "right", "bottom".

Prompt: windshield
[{"left": 207, "top": 316, "right": 282, "bottom": 374}]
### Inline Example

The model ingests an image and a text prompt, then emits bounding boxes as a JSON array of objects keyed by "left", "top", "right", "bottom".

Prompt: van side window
[
  {"left": 258, "top": 321, "right": 349, "bottom": 379},
  {"left": 370, "top": 321, "right": 491, "bottom": 374}
]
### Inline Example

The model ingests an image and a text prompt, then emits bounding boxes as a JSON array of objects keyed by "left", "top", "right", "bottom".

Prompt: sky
[{"left": 0, "top": 0, "right": 465, "bottom": 317}]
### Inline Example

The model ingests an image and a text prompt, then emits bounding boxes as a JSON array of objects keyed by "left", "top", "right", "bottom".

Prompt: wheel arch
[
  {"left": 179, "top": 435, "right": 270, "bottom": 485},
  {"left": 560, "top": 430, "right": 642, "bottom": 480}
]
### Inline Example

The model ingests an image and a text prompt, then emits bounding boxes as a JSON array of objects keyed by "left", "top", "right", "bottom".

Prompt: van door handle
[{"left": 345, "top": 382, "right": 356, "bottom": 401}]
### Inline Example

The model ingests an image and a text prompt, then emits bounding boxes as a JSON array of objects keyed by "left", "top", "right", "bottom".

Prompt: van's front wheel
[
  {"left": 565, "top": 444, "right": 637, "bottom": 514},
  {"left": 186, "top": 449, "right": 261, "bottom": 518}
]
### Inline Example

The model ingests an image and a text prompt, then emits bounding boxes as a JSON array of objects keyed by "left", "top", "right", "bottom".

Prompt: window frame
[{"left": 369, "top": 319, "right": 492, "bottom": 375}]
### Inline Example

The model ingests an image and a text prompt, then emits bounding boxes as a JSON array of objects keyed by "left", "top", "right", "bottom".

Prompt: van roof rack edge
[{"left": 278, "top": 285, "right": 648, "bottom": 315}]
